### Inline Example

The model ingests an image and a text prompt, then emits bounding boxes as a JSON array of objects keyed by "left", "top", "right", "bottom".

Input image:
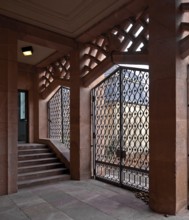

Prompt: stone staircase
[{"left": 18, "top": 143, "right": 70, "bottom": 188}]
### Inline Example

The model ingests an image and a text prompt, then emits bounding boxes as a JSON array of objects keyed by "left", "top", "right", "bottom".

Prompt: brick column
[
  {"left": 38, "top": 99, "right": 48, "bottom": 139},
  {"left": 149, "top": 0, "right": 188, "bottom": 214},
  {"left": 0, "top": 28, "right": 18, "bottom": 195},
  {"left": 70, "top": 49, "right": 91, "bottom": 179},
  {"left": 32, "top": 69, "right": 48, "bottom": 142}
]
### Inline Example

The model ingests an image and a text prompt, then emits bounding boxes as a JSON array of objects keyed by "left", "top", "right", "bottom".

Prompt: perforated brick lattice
[{"left": 39, "top": 11, "right": 149, "bottom": 96}]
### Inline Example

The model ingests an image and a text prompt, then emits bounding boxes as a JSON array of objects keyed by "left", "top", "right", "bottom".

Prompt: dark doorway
[{"left": 18, "top": 90, "right": 28, "bottom": 143}]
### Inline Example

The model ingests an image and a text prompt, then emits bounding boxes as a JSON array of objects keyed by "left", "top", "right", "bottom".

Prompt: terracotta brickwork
[
  {"left": 39, "top": 55, "right": 70, "bottom": 96},
  {"left": 0, "top": 28, "right": 18, "bottom": 195},
  {"left": 149, "top": 0, "right": 188, "bottom": 215}
]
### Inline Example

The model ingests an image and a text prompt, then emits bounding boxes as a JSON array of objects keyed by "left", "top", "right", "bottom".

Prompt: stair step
[
  {"left": 18, "top": 158, "right": 59, "bottom": 167},
  {"left": 18, "top": 162, "right": 64, "bottom": 174},
  {"left": 18, "top": 144, "right": 47, "bottom": 150},
  {"left": 181, "top": 22, "right": 189, "bottom": 32},
  {"left": 17, "top": 143, "right": 70, "bottom": 189},
  {"left": 18, "top": 174, "right": 70, "bottom": 189},
  {"left": 18, "top": 153, "right": 55, "bottom": 161},
  {"left": 180, "top": 3, "right": 189, "bottom": 12},
  {"left": 18, "top": 148, "right": 50, "bottom": 155},
  {"left": 18, "top": 168, "right": 69, "bottom": 181}
]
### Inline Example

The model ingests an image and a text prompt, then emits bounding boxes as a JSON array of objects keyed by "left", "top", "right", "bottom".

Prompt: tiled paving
[{"left": 0, "top": 180, "right": 189, "bottom": 220}]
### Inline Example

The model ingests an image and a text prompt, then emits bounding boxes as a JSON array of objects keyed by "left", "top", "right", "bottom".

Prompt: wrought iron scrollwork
[
  {"left": 92, "top": 67, "right": 149, "bottom": 191},
  {"left": 48, "top": 87, "right": 70, "bottom": 149}
]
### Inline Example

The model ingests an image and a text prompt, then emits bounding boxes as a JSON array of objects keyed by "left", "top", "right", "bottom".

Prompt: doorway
[{"left": 18, "top": 90, "right": 28, "bottom": 143}]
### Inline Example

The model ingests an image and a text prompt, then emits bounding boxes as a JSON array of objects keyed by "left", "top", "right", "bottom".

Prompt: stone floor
[{"left": 0, "top": 179, "right": 189, "bottom": 220}]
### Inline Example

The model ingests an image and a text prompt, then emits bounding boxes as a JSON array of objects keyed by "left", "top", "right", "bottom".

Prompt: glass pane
[{"left": 20, "top": 92, "right": 26, "bottom": 120}]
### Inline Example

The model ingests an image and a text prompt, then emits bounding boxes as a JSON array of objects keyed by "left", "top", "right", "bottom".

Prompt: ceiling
[
  {"left": 0, "top": 0, "right": 134, "bottom": 65},
  {"left": 0, "top": 0, "right": 131, "bottom": 37}
]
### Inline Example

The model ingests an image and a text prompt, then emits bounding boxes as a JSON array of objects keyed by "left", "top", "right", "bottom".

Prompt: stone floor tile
[
  {"left": 0, "top": 207, "right": 30, "bottom": 220},
  {"left": 31, "top": 186, "right": 60, "bottom": 196},
  {"left": 67, "top": 189, "right": 101, "bottom": 201},
  {"left": 39, "top": 190, "right": 66, "bottom": 201},
  {"left": 0, "top": 180, "right": 189, "bottom": 220},
  {"left": 21, "top": 201, "right": 58, "bottom": 219},
  {"left": 110, "top": 206, "right": 141, "bottom": 220},
  {"left": 84, "top": 194, "right": 120, "bottom": 214},
  {"left": 10, "top": 194, "right": 45, "bottom": 208},
  {"left": 110, "top": 193, "right": 138, "bottom": 205},
  {"left": 82, "top": 183, "right": 118, "bottom": 198},
  {"left": 0, "top": 196, "right": 15, "bottom": 212},
  {"left": 9, "top": 190, "right": 33, "bottom": 199},
  {"left": 55, "top": 183, "right": 87, "bottom": 194},
  {"left": 31, "top": 211, "right": 73, "bottom": 220},
  {"left": 61, "top": 199, "right": 116, "bottom": 220},
  {"left": 41, "top": 191, "right": 78, "bottom": 208}
]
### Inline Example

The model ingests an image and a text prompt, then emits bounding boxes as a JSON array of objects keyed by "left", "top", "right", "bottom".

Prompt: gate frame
[
  {"left": 91, "top": 66, "right": 149, "bottom": 192},
  {"left": 47, "top": 86, "right": 70, "bottom": 149}
]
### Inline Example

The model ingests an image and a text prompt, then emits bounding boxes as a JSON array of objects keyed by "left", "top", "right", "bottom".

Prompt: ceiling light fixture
[{"left": 21, "top": 46, "right": 33, "bottom": 56}]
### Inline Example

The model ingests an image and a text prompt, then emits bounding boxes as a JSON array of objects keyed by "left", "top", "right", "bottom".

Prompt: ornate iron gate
[
  {"left": 92, "top": 67, "right": 149, "bottom": 191},
  {"left": 48, "top": 87, "right": 70, "bottom": 149}
]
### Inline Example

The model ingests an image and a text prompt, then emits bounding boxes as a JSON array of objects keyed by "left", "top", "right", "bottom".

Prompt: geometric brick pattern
[
  {"left": 80, "top": 37, "right": 108, "bottom": 78},
  {"left": 110, "top": 10, "right": 149, "bottom": 53},
  {"left": 39, "top": 10, "right": 149, "bottom": 95},
  {"left": 80, "top": 10, "right": 149, "bottom": 79},
  {"left": 39, "top": 56, "right": 70, "bottom": 94}
]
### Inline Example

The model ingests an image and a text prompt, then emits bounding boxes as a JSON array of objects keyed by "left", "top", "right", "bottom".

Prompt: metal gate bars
[
  {"left": 48, "top": 87, "right": 70, "bottom": 149},
  {"left": 92, "top": 67, "right": 149, "bottom": 192}
]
